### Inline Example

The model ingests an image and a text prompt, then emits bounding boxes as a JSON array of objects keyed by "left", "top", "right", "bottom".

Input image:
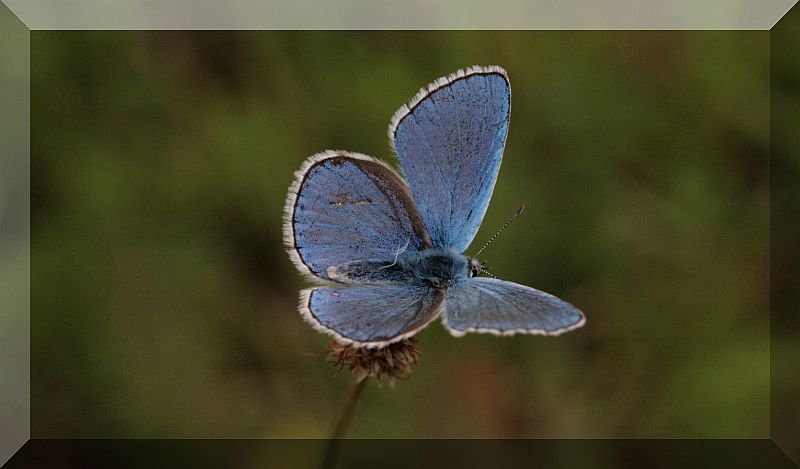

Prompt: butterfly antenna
[
  {"left": 478, "top": 266, "right": 497, "bottom": 279},
  {"left": 474, "top": 203, "right": 527, "bottom": 258}
]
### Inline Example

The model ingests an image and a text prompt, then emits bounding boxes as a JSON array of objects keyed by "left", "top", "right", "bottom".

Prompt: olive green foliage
[{"left": 32, "top": 31, "right": 769, "bottom": 438}]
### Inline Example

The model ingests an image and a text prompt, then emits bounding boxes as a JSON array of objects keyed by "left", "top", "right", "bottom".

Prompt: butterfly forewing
[
  {"left": 284, "top": 151, "right": 430, "bottom": 282},
  {"left": 390, "top": 66, "right": 511, "bottom": 253}
]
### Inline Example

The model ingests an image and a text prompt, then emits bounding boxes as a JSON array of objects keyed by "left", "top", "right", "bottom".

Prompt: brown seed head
[{"left": 328, "top": 338, "right": 421, "bottom": 384}]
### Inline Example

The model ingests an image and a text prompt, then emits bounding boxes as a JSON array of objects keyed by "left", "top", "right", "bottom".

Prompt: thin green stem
[{"left": 321, "top": 375, "right": 368, "bottom": 469}]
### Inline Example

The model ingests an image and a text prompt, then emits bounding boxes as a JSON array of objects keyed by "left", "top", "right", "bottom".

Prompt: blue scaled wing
[
  {"left": 443, "top": 278, "right": 585, "bottom": 336},
  {"left": 389, "top": 65, "right": 511, "bottom": 253},
  {"left": 283, "top": 151, "right": 431, "bottom": 282},
  {"left": 300, "top": 284, "right": 445, "bottom": 347}
]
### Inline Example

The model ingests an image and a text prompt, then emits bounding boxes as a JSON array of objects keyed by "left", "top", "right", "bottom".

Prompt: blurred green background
[{"left": 31, "top": 31, "right": 770, "bottom": 438}]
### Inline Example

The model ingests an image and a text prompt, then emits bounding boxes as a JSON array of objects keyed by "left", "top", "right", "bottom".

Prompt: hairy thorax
[{"left": 397, "top": 247, "right": 470, "bottom": 288}]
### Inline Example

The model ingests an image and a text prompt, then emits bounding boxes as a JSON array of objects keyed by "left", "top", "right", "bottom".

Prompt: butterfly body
[
  {"left": 396, "top": 247, "right": 471, "bottom": 288},
  {"left": 284, "top": 66, "right": 585, "bottom": 348},
  {"left": 326, "top": 247, "right": 470, "bottom": 288}
]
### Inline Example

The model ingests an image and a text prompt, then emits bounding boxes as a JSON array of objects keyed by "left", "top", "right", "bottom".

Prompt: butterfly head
[{"left": 468, "top": 257, "right": 488, "bottom": 278}]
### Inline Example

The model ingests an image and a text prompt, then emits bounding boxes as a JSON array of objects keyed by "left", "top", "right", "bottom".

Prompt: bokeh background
[{"left": 31, "top": 31, "right": 770, "bottom": 438}]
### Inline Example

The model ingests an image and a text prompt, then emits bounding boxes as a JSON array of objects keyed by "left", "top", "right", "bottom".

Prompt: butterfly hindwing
[
  {"left": 442, "top": 277, "right": 585, "bottom": 336},
  {"left": 284, "top": 151, "right": 431, "bottom": 282},
  {"left": 389, "top": 66, "right": 511, "bottom": 253},
  {"left": 301, "top": 284, "right": 445, "bottom": 347}
]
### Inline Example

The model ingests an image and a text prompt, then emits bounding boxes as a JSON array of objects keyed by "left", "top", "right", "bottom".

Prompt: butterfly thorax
[{"left": 397, "top": 247, "right": 470, "bottom": 288}]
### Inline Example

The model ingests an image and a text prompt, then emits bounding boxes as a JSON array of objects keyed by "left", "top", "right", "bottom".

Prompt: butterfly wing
[
  {"left": 442, "top": 277, "right": 585, "bottom": 336},
  {"left": 284, "top": 151, "right": 431, "bottom": 282},
  {"left": 301, "top": 284, "right": 445, "bottom": 347},
  {"left": 389, "top": 66, "right": 511, "bottom": 252}
]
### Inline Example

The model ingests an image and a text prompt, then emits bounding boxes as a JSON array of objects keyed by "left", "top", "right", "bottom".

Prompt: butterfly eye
[{"left": 469, "top": 259, "right": 483, "bottom": 278}]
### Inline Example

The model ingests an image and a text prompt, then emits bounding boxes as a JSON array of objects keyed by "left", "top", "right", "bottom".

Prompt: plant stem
[{"left": 321, "top": 375, "right": 368, "bottom": 469}]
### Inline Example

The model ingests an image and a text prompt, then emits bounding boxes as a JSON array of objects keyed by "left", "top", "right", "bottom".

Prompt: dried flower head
[{"left": 328, "top": 337, "right": 421, "bottom": 383}]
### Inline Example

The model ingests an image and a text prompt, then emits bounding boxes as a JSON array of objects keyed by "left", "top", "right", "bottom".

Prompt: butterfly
[{"left": 283, "top": 65, "right": 585, "bottom": 348}]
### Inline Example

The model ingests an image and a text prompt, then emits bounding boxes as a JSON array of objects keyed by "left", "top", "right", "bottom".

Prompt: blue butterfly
[{"left": 283, "top": 65, "right": 585, "bottom": 348}]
